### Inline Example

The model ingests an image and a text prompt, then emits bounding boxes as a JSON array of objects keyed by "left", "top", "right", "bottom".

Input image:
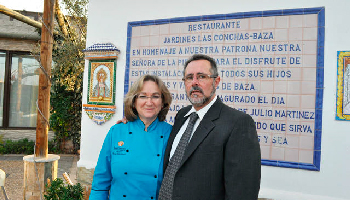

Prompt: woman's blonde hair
[{"left": 124, "top": 74, "right": 172, "bottom": 121}]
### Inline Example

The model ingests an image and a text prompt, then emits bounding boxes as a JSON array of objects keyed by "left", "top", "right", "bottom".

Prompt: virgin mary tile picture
[
  {"left": 336, "top": 51, "right": 350, "bottom": 120},
  {"left": 88, "top": 60, "right": 115, "bottom": 105}
]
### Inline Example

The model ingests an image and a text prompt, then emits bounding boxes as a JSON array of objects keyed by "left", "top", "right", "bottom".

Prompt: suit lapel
[{"left": 180, "top": 98, "right": 223, "bottom": 166}]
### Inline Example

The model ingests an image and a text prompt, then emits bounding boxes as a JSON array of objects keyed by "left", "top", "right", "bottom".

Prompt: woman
[{"left": 89, "top": 74, "right": 172, "bottom": 200}]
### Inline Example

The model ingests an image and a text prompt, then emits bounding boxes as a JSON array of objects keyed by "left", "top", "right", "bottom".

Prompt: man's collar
[{"left": 185, "top": 96, "right": 217, "bottom": 120}]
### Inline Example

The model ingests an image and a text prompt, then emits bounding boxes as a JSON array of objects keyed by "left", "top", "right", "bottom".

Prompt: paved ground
[
  {"left": 0, "top": 130, "right": 79, "bottom": 199},
  {"left": 0, "top": 154, "right": 78, "bottom": 200}
]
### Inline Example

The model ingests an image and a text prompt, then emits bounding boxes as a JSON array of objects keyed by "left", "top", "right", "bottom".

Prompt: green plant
[
  {"left": 0, "top": 135, "right": 4, "bottom": 153},
  {"left": 0, "top": 139, "right": 35, "bottom": 154},
  {"left": 48, "top": 139, "right": 63, "bottom": 154},
  {"left": 45, "top": 178, "right": 84, "bottom": 200},
  {"left": 0, "top": 139, "right": 60, "bottom": 154},
  {"left": 42, "top": 0, "right": 88, "bottom": 153}
]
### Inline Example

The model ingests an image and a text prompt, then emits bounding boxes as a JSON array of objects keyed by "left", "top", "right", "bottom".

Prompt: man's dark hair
[{"left": 184, "top": 54, "right": 218, "bottom": 76}]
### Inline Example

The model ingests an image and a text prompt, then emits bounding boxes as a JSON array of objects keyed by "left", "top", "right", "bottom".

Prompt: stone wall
[
  {"left": 0, "top": 129, "right": 54, "bottom": 141},
  {"left": 0, "top": 11, "right": 40, "bottom": 38},
  {"left": 77, "top": 166, "right": 94, "bottom": 199},
  {"left": 0, "top": 10, "right": 40, "bottom": 52}
]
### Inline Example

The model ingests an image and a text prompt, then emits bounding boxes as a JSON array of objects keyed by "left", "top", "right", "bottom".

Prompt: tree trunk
[
  {"left": 54, "top": 0, "right": 69, "bottom": 37},
  {"left": 35, "top": 0, "right": 55, "bottom": 158}
]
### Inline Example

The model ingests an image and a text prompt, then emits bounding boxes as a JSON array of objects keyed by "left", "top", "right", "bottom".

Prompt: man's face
[{"left": 184, "top": 59, "right": 220, "bottom": 110}]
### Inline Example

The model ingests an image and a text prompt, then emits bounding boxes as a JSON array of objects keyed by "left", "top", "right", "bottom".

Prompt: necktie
[{"left": 159, "top": 112, "right": 199, "bottom": 200}]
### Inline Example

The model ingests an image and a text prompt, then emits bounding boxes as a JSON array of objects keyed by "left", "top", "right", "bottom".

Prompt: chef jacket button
[
  {"left": 129, "top": 132, "right": 132, "bottom": 134},
  {"left": 151, "top": 197, "right": 154, "bottom": 199},
  {"left": 126, "top": 149, "right": 129, "bottom": 152},
  {"left": 123, "top": 195, "right": 126, "bottom": 197},
  {"left": 154, "top": 175, "right": 157, "bottom": 178},
  {"left": 124, "top": 172, "right": 127, "bottom": 175},
  {"left": 160, "top": 136, "right": 163, "bottom": 138},
  {"left": 157, "top": 154, "right": 160, "bottom": 156}
]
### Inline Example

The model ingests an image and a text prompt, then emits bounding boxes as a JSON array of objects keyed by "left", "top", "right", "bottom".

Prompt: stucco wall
[{"left": 79, "top": 0, "right": 350, "bottom": 199}]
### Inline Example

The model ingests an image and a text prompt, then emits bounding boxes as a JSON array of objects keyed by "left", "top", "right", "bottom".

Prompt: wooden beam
[
  {"left": 0, "top": 4, "right": 59, "bottom": 35},
  {"left": 35, "top": 0, "right": 55, "bottom": 158},
  {"left": 0, "top": 5, "right": 42, "bottom": 29},
  {"left": 54, "top": 0, "right": 69, "bottom": 37},
  {"left": 16, "top": 57, "right": 23, "bottom": 114}
]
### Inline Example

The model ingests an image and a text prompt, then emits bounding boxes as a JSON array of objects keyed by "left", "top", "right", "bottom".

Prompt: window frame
[{"left": 1, "top": 50, "right": 37, "bottom": 130}]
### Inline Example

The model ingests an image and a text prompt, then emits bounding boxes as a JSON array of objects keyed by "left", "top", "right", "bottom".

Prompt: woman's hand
[{"left": 116, "top": 116, "right": 128, "bottom": 124}]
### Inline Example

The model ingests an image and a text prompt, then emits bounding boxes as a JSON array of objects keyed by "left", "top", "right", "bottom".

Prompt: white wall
[{"left": 78, "top": 0, "right": 350, "bottom": 199}]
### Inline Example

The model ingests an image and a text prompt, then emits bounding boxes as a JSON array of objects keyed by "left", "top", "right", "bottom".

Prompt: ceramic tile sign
[
  {"left": 336, "top": 51, "right": 350, "bottom": 120},
  {"left": 125, "top": 7, "right": 325, "bottom": 170},
  {"left": 83, "top": 43, "right": 119, "bottom": 125}
]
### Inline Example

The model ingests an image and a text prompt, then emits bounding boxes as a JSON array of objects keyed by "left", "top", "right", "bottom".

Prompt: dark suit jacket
[{"left": 163, "top": 98, "right": 261, "bottom": 200}]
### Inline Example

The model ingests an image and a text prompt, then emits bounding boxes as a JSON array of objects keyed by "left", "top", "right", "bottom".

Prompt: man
[{"left": 159, "top": 54, "right": 261, "bottom": 200}]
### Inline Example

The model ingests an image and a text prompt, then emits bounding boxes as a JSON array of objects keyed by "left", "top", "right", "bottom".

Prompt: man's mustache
[{"left": 190, "top": 86, "right": 204, "bottom": 94}]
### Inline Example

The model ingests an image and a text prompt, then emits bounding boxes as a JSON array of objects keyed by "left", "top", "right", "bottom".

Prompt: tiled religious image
[{"left": 336, "top": 51, "right": 350, "bottom": 121}]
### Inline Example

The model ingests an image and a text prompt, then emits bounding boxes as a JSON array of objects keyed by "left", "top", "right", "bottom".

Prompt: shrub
[
  {"left": 0, "top": 139, "right": 34, "bottom": 154},
  {"left": 0, "top": 139, "right": 61, "bottom": 154},
  {"left": 45, "top": 178, "right": 84, "bottom": 200}
]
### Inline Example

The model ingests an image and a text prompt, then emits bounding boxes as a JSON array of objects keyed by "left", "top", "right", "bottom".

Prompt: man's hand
[{"left": 116, "top": 116, "right": 128, "bottom": 124}]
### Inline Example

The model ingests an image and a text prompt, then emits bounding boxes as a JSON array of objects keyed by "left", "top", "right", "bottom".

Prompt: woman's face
[{"left": 135, "top": 80, "right": 163, "bottom": 123}]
